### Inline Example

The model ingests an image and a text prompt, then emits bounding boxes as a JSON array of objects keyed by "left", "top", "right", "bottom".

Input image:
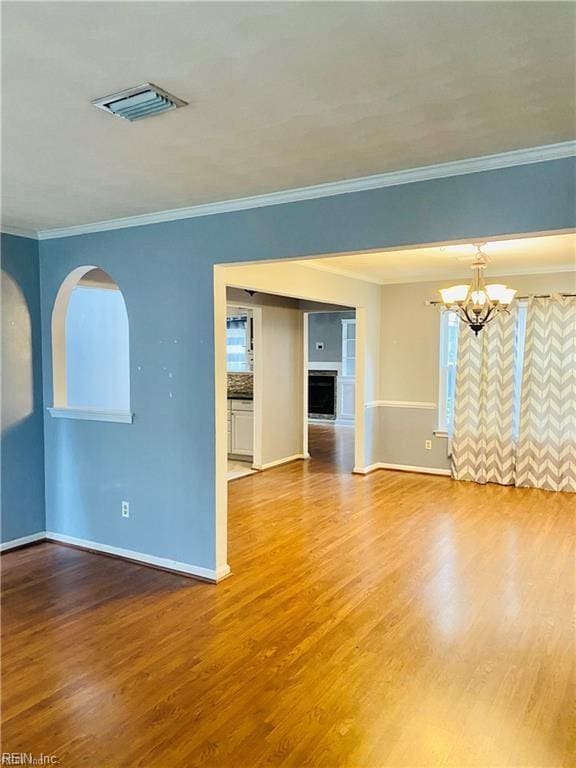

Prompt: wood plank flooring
[{"left": 2, "top": 425, "right": 574, "bottom": 767}]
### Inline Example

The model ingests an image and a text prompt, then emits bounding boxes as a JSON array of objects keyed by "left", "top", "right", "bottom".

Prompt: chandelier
[{"left": 439, "top": 245, "right": 517, "bottom": 335}]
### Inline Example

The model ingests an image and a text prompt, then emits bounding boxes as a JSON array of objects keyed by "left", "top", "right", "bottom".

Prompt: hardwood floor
[{"left": 2, "top": 425, "right": 574, "bottom": 767}]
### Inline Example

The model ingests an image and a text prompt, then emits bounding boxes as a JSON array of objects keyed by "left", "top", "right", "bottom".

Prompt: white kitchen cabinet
[
  {"left": 231, "top": 412, "right": 253, "bottom": 455},
  {"left": 228, "top": 399, "right": 253, "bottom": 457}
]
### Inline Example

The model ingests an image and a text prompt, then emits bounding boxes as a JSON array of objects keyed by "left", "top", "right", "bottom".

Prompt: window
[
  {"left": 341, "top": 319, "right": 356, "bottom": 377},
  {"left": 438, "top": 304, "right": 528, "bottom": 435},
  {"left": 51, "top": 267, "right": 131, "bottom": 420},
  {"left": 438, "top": 311, "right": 459, "bottom": 434},
  {"left": 226, "top": 313, "right": 252, "bottom": 372}
]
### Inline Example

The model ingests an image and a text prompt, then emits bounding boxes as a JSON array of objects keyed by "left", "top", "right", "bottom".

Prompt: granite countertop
[{"left": 227, "top": 372, "right": 253, "bottom": 400}]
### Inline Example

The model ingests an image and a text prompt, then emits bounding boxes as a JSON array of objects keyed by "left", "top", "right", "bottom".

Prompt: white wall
[
  {"left": 66, "top": 286, "right": 130, "bottom": 410},
  {"left": 255, "top": 306, "right": 304, "bottom": 467}
]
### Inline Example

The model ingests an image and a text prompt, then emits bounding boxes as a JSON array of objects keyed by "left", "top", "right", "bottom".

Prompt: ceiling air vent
[{"left": 92, "top": 83, "right": 187, "bottom": 122}]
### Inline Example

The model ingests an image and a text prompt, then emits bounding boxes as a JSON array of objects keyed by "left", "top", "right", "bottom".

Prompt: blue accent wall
[
  {"left": 37, "top": 158, "right": 576, "bottom": 569},
  {"left": 1, "top": 233, "right": 45, "bottom": 543}
]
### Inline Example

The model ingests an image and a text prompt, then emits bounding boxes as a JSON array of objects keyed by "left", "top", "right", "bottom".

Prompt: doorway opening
[
  {"left": 225, "top": 302, "right": 257, "bottom": 480},
  {"left": 222, "top": 285, "right": 356, "bottom": 481},
  {"left": 214, "top": 259, "right": 371, "bottom": 576},
  {"left": 306, "top": 308, "right": 356, "bottom": 473}
]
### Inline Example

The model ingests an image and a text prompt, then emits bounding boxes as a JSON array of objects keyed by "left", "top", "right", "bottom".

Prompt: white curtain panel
[
  {"left": 451, "top": 307, "right": 518, "bottom": 485},
  {"left": 516, "top": 296, "right": 576, "bottom": 493}
]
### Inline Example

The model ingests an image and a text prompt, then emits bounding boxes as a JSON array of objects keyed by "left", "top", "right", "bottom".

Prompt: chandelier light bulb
[{"left": 438, "top": 247, "right": 517, "bottom": 335}]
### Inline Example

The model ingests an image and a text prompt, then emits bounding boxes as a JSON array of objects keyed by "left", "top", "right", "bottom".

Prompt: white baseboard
[
  {"left": 308, "top": 418, "right": 354, "bottom": 427},
  {"left": 44, "top": 531, "right": 230, "bottom": 582},
  {"left": 353, "top": 463, "right": 451, "bottom": 477},
  {"left": 253, "top": 453, "right": 309, "bottom": 470},
  {"left": 0, "top": 531, "right": 46, "bottom": 552},
  {"left": 352, "top": 463, "right": 380, "bottom": 475}
]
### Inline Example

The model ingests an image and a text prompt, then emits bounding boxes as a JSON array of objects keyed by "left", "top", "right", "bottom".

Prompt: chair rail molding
[{"left": 365, "top": 400, "right": 437, "bottom": 409}]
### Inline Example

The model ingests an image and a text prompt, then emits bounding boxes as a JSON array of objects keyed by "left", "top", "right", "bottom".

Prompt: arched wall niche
[{"left": 50, "top": 266, "right": 131, "bottom": 422}]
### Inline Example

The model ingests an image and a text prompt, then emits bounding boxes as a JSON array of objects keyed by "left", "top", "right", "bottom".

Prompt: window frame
[{"left": 437, "top": 309, "right": 459, "bottom": 436}]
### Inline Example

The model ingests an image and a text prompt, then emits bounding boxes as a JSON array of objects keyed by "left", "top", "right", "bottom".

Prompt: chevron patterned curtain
[
  {"left": 451, "top": 308, "right": 518, "bottom": 485},
  {"left": 516, "top": 296, "right": 576, "bottom": 493}
]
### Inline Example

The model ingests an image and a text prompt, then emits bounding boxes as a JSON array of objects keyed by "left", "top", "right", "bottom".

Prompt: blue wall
[
  {"left": 1, "top": 233, "right": 45, "bottom": 543},
  {"left": 37, "top": 158, "right": 576, "bottom": 570}
]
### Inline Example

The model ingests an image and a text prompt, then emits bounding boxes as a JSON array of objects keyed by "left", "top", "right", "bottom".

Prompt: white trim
[
  {"left": 365, "top": 400, "right": 437, "bottom": 409},
  {"left": 353, "top": 463, "right": 381, "bottom": 475},
  {"left": 0, "top": 531, "right": 46, "bottom": 552},
  {"left": 251, "top": 306, "right": 264, "bottom": 469},
  {"left": 379, "top": 463, "right": 451, "bottom": 476},
  {"left": 1, "top": 225, "right": 38, "bottom": 240},
  {"left": 354, "top": 463, "right": 451, "bottom": 476},
  {"left": 309, "top": 417, "right": 354, "bottom": 426},
  {"left": 308, "top": 361, "right": 342, "bottom": 374},
  {"left": 307, "top": 259, "right": 576, "bottom": 287},
  {"left": 252, "top": 453, "right": 309, "bottom": 470},
  {"left": 397, "top": 263, "right": 576, "bottom": 286},
  {"left": 334, "top": 418, "right": 355, "bottom": 427},
  {"left": 44, "top": 532, "right": 231, "bottom": 582},
  {"left": 48, "top": 407, "right": 133, "bottom": 423},
  {"left": 18, "top": 141, "right": 572, "bottom": 240},
  {"left": 302, "top": 312, "right": 309, "bottom": 460}
]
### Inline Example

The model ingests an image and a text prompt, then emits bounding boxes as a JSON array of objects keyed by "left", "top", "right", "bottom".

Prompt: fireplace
[{"left": 308, "top": 370, "right": 337, "bottom": 420}]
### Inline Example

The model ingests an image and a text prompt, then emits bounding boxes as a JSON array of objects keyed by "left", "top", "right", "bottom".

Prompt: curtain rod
[{"left": 427, "top": 293, "right": 576, "bottom": 306}]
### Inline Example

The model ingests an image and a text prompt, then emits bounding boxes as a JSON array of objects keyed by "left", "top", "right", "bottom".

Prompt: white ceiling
[
  {"left": 299, "top": 234, "right": 576, "bottom": 284},
  {"left": 2, "top": 2, "right": 575, "bottom": 231}
]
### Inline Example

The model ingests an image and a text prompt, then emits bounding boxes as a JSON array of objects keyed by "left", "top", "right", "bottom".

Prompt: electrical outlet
[
  {"left": 121, "top": 501, "right": 130, "bottom": 518},
  {"left": 425, "top": 440, "right": 432, "bottom": 450}
]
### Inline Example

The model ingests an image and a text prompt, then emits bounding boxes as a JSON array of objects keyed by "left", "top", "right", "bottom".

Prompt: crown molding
[
  {"left": 297, "top": 260, "right": 385, "bottom": 285},
  {"left": 1, "top": 225, "right": 39, "bottom": 240},
  {"left": 300, "top": 258, "right": 576, "bottom": 287},
  {"left": 4, "top": 140, "right": 573, "bottom": 241},
  {"left": 377, "top": 262, "right": 576, "bottom": 285}
]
